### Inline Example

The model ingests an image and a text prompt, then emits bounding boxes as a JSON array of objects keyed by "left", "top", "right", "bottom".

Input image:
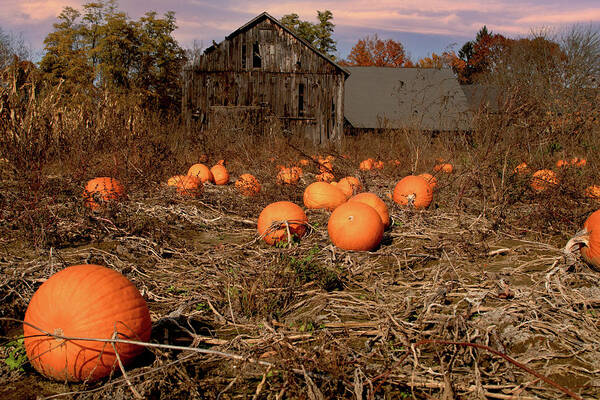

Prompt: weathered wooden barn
[{"left": 182, "top": 12, "right": 349, "bottom": 144}]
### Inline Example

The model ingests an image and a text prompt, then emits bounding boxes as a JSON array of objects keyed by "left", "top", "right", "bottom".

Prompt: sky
[{"left": 1, "top": 0, "right": 600, "bottom": 62}]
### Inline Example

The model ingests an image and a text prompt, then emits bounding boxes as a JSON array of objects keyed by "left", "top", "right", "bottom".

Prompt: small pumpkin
[
  {"left": 556, "top": 159, "right": 569, "bottom": 168},
  {"left": 169, "top": 175, "right": 203, "bottom": 197},
  {"left": 187, "top": 163, "right": 214, "bottom": 183},
  {"left": 336, "top": 176, "right": 363, "bottom": 198},
  {"left": 23, "top": 264, "right": 151, "bottom": 382},
  {"left": 257, "top": 201, "right": 308, "bottom": 245},
  {"left": 530, "top": 169, "right": 559, "bottom": 192},
  {"left": 571, "top": 157, "right": 587, "bottom": 167},
  {"left": 299, "top": 159, "right": 310, "bottom": 166},
  {"left": 291, "top": 166, "right": 303, "bottom": 177},
  {"left": 210, "top": 164, "right": 229, "bottom": 185},
  {"left": 315, "top": 171, "right": 335, "bottom": 182},
  {"left": 393, "top": 175, "right": 433, "bottom": 209},
  {"left": 418, "top": 173, "right": 437, "bottom": 191},
  {"left": 373, "top": 160, "right": 384, "bottom": 170},
  {"left": 348, "top": 192, "right": 390, "bottom": 228},
  {"left": 303, "top": 182, "right": 346, "bottom": 211},
  {"left": 585, "top": 185, "right": 600, "bottom": 199},
  {"left": 433, "top": 163, "right": 453, "bottom": 173},
  {"left": 513, "top": 162, "right": 530, "bottom": 175},
  {"left": 235, "top": 173, "right": 261, "bottom": 196},
  {"left": 318, "top": 160, "right": 333, "bottom": 173},
  {"left": 328, "top": 201, "right": 384, "bottom": 251},
  {"left": 359, "top": 158, "right": 374, "bottom": 171},
  {"left": 83, "top": 177, "right": 125, "bottom": 210},
  {"left": 277, "top": 167, "right": 300, "bottom": 185}
]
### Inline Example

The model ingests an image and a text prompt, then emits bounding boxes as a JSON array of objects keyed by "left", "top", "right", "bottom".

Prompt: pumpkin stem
[
  {"left": 407, "top": 193, "right": 416, "bottom": 207},
  {"left": 564, "top": 229, "right": 589, "bottom": 257}
]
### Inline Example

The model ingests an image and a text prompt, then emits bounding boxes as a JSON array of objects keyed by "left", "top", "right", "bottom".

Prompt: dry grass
[{"left": 1, "top": 59, "right": 600, "bottom": 399}]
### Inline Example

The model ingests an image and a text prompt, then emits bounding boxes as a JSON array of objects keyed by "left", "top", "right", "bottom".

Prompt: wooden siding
[{"left": 182, "top": 17, "right": 345, "bottom": 144}]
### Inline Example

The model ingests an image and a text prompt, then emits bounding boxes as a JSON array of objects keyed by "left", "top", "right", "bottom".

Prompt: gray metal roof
[
  {"left": 344, "top": 67, "right": 473, "bottom": 130},
  {"left": 461, "top": 84, "right": 500, "bottom": 113}
]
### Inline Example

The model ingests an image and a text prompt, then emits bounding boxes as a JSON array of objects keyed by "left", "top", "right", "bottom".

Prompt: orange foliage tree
[
  {"left": 342, "top": 34, "right": 412, "bottom": 67},
  {"left": 416, "top": 52, "right": 458, "bottom": 69}
]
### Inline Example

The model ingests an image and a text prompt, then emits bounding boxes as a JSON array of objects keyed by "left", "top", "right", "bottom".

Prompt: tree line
[{"left": 1, "top": 1, "right": 599, "bottom": 113}]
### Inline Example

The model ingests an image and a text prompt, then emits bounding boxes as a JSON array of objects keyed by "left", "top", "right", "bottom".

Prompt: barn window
[
  {"left": 298, "top": 83, "right": 305, "bottom": 116},
  {"left": 252, "top": 42, "right": 261, "bottom": 68},
  {"left": 241, "top": 43, "right": 247, "bottom": 69}
]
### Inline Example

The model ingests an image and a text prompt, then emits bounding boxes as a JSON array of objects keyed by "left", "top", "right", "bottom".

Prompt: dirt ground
[{"left": 1, "top": 162, "right": 599, "bottom": 400}]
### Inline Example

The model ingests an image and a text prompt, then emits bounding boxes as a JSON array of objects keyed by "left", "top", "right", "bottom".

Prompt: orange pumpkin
[
  {"left": 83, "top": 177, "right": 125, "bottom": 210},
  {"left": 315, "top": 171, "right": 335, "bottom": 182},
  {"left": 571, "top": 157, "right": 587, "bottom": 167},
  {"left": 359, "top": 159, "right": 374, "bottom": 171},
  {"left": 418, "top": 173, "right": 437, "bottom": 191},
  {"left": 556, "top": 159, "right": 569, "bottom": 168},
  {"left": 348, "top": 192, "right": 390, "bottom": 228},
  {"left": 336, "top": 177, "right": 363, "bottom": 198},
  {"left": 328, "top": 202, "right": 384, "bottom": 251},
  {"left": 299, "top": 159, "right": 310, "bottom": 166},
  {"left": 257, "top": 201, "right": 308, "bottom": 245},
  {"left": 23, "top": 264, "right": 151, "bottom": 382},
  {"left": 277, "top": 167, "right": 300, "bottom": 185},
  {"left": 235, "top": 173, "right": 261, "bottom": 196},
  {"left": 187, "top": 163, "right": 214, "bottom": 183},
  {"left": 514, "top": 162, "right": 530, "bottom": 175},
  {"left": 318, "top": 160, "right": 333, "bottom": 173},
  {"left": 291, "top": 166, "right": 303, "bottom": 177},
  {"left": 530, "top": 169, "right": 559, "bottom": 192},
  {"left": 388, "top": 159, "right": 401, "bottom": 166},
  {"left": 565, "top": 210, "right": 600, "bottom": 271},
  {"left": 585, "top": 185, "right": 600, "bottom": 199},
  {"left": 303, "top": 182, "right": 347, "bottom": 211},
  {"left": 433, "top": 163, "right": 453, "bottom": 173},
  {"left": 210, "top": 164, "right": 229, "bottom": 185},
  {"left": 393, "top": 175, "right": 433, "bottom": 209},
  {"left": 373, "top": 160, "right": 384, "bottom": 170},
  {"left": 169, "top": 175, "right": 203, "bottom": 197}
]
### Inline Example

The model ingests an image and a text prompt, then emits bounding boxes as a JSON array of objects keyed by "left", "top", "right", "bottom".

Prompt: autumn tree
[
  {"left": 40, "top": 0, "right": 186, "bottom": 110},
  {"left": 0, "top": 27, "right": 31, "bottom": 69},
  {"left": 416, "top": 52, "right": 456, "bottom": 69},
  {"left": 453, "top": 26, "right": 511, "bottom": 83},
  {"left": 280, "top": 11, "right": 337, "bottom": 58},
  {"left": 343, "top": 34, "right": 411, "bottom": 67}
]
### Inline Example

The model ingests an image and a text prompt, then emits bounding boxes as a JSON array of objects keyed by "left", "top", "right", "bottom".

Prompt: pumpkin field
[
  {"left": 0, "top": 54, "right": 599, "bottom": 398},
  {"left": 1, "top": 117, "right": 600, "bottom": 399}
]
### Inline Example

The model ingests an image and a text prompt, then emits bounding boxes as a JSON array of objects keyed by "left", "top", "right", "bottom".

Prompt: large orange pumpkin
[
  {"left": 187, "top": 163, "right": 214, "bottom": 183},
  {"left": 83, "top": 177, "right": 125, "bottom": 210},
  {"left": 23, "top": 264, "right": 151, "bottom": 382},
  {"left": 210, "top": 164, "right": 229, "bottom": 185},
  {"left": 392, "top": 176, "right": 433, "bottom": 209},
  {"left": 303, "top": 182, "right": 347, "bottom": 211},
  {"left": 336, "top": 177, "right": 363, "bottom": 198},
  {"left": 348, "top": 192, "right": 390, "bottom": 228},
  {"left": 530, "top": 169, "right": 559, "bottom": 192},
  {"left": 328, "top": 202, "right": 384, "bottom": 251},
  {"left": 169, "top": 175, "right": 203, "bottom": 197},
  {"left": 235, "top": 173, "right": 261, "bottom": 196},
  {"left": 257, "top": 201, "right": 308, "bottom": 245}
]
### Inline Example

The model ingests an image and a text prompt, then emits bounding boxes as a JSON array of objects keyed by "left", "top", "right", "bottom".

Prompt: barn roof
[
  {"left": 461, "top": 84, "right": 500, "bottom": 113},
  {"left": 205, "top": 12, "right": 349, "bottom": 77},
  {"left": 344, "top": 67, "right": 473, "bottom": 131}
]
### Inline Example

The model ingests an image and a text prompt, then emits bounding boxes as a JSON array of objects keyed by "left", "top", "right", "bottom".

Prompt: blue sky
[{"left": 2, "top": 0, "right": 599, "bottom": 61}]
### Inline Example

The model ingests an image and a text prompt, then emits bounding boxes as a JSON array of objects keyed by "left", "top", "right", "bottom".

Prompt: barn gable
[{"left": 183, "top": 12, "right": 348, "bottom": 144}]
